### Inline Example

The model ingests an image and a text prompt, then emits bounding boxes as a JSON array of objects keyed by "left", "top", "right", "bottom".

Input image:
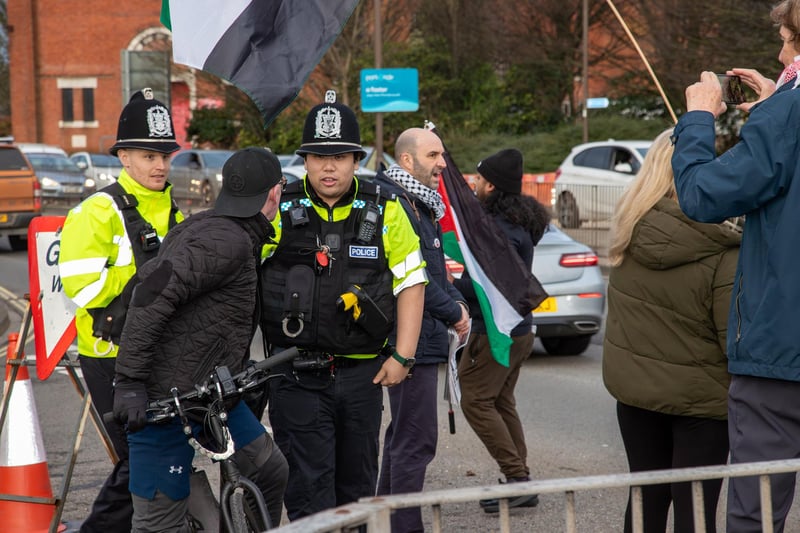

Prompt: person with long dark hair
[{"left": 454, "top": 148, "right": 550, "bottom": 513}]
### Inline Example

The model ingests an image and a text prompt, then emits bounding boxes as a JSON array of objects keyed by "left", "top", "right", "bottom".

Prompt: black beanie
[{"left": 476, "top": 148, "right": 523, "bottom": 194}]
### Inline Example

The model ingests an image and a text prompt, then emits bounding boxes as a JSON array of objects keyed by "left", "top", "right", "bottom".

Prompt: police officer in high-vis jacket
[
  {"left": 261, "top": 91, "right": 427, "bottom": 520},
  {"left": 59, "top": 88, "right": 182, "bottom": 532}
]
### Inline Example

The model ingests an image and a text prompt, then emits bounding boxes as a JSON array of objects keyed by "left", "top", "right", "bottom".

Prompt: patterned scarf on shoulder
[{"left": 384, "top": 164, "right": 446, "bottom": 221}]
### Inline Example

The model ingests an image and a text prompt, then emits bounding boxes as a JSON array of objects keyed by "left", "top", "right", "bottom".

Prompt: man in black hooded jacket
[{"left": 113, "top": 147, "right": 288, "bottom": 531}]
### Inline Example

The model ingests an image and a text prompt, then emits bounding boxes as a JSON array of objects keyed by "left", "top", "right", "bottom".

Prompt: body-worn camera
[
  {"left": 139, "top": 223, "right": 160, "bottom": 252},
  {"left": 718, "top": 74, "right": 745, "bottom": 105},
  {"left": 289, "top": 202, "right": 310, "bottom": 227}
]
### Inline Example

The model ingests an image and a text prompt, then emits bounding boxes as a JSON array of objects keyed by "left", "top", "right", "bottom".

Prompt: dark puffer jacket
[
  {"left": 115, "top": 209, "right": 273, "bottom": 400},
  {"left": 374, "top": 171, "right": 465, "bottom": 364},
  {"left": 602, "top": 197, "right": 741, "bottom": 420}
]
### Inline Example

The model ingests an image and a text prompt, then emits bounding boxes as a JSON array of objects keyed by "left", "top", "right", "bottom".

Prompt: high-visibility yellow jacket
[{"left": 59, "top": 170, "right": 183, "bottom": 358}]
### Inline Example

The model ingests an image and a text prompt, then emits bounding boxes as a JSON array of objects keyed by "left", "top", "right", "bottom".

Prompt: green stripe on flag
[
  {"left": 442, "top": 232, "right": 464, "bottom": 264},
  {"left": 473, "top": 282, "right": 513, "bottom": 367},
  {"left": 160, "top": 0, "right": 171, "bottom": 30}
]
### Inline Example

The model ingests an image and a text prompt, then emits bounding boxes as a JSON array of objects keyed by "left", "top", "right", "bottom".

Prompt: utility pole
[
  {"left": 582, "top": 0, "right": 589, "bottom": 143},
  {"left": 374, "top": 0, "right": 384, "bottom": 167}
]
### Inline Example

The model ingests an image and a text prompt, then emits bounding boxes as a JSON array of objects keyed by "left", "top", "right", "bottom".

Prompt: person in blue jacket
[
  {"left": 374, "top": 127, "right": 470, "bottom": 533},
  {"left": 670, "top": 1, "right": 800, "bottom": 530}
]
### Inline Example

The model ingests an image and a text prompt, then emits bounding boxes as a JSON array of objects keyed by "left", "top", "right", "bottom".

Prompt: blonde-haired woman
[{"left": 603, "top": 128, "right": 741, "bottom": 533}]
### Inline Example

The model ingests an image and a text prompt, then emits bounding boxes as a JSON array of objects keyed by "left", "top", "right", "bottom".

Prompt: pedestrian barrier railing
[{"left": 272, "top": 458, "right": 800, "bottom": 533}]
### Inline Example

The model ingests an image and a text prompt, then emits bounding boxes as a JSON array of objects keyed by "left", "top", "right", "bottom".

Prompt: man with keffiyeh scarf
[{"left": 375, "top": 127, "right": 470, "bottom": 533}]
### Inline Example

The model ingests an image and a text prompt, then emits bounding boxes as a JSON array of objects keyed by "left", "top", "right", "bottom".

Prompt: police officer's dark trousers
[
  {"left": 78, "top": 355, "right": 133, "bottom": 533},
  {"left": 268, "top": 356, "right": 383, "bottom": 520}
]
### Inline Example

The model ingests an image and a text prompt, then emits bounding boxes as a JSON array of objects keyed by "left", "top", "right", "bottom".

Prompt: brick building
[{"left": 8, "top": 0, "right": 221, "bottom": 154}]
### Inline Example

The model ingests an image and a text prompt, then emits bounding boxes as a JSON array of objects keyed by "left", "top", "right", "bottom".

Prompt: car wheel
[
  {"left": 556, "top": 192, "right": 580, "bottom": 229},
  {"left": 541, "top": 335, "right": 592, "bottom": 356},
  {"left": 8, "top": 236, "right": 27, "bottom": 252},
  {"left": 201, "top": 182, "right": 214, "bottom": 205}
]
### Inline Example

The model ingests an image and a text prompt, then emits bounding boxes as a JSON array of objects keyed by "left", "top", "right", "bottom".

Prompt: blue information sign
[{"left": 360, "top": 68, "right": 419, "bottom": 113}]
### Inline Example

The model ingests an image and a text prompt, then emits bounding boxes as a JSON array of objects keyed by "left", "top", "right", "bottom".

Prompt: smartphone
[{"left": 718, "top": 74, "right": 745, "bottom": 105}]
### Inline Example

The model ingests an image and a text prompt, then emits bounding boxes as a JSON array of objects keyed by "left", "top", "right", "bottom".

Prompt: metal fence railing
[
  {"left": 272, "top": 459, "right": 800, "bottom": 533},
  {"left": 547, "top": 183, "right": 626, "bottom": 254}
]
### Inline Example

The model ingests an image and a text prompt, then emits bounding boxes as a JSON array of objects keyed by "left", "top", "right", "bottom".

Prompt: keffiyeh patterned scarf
[
  {"left": 384, "top": 164, "right": 446, "bottom": 221},
  {"left": 776, "top": 57, "right": 800, "bottom": 89}
]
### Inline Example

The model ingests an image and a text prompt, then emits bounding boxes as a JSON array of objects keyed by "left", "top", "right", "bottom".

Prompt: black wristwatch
[{"left": 391, "top": 351, "right": 416, "bottom": 369}]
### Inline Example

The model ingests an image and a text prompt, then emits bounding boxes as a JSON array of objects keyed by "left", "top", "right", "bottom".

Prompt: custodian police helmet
[
  {"left": 109, "top": 88, "right": 180, "bottom": 156},
  {"left": 296, "top": 90, "right": 367, "bottom": 160}
]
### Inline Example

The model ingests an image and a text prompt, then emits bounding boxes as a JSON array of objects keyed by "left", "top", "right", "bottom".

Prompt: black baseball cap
[{"left": 214, "top": 148, "right": 282, "bottom": 218}]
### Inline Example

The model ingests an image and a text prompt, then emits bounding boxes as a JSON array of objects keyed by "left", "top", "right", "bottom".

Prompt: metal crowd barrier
[{"left": 273, "top": 458, "right": 800, "bottom": 533}]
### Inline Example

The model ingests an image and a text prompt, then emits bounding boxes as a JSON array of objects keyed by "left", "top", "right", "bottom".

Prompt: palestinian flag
[
  {"left": 161, "top": 0, "right": 359, "bottom": 126},
  {"left": 435, "top": 129, "right": 547, "bottom": 367}
]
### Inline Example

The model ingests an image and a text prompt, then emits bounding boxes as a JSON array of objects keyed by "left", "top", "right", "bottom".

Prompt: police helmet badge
[
  {"left": 314, "top": 106, "right": 342, "bottom": 139},
  {"left": 146, "top": 105, "right": 174, "bottom": 138}
]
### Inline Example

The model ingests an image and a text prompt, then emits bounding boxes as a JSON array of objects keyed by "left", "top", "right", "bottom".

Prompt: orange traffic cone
[{"left": 0, "top": 333, "right": 57, "bottom": 532}]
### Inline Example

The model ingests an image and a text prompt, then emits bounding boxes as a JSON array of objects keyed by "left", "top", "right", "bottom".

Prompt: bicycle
[{"left": 129, "top": 348, "right": 299, "bottom": 533}]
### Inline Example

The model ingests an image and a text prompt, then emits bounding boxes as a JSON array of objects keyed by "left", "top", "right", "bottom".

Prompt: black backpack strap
[{"left": 99, "top": 181, "right": 162, "bottom": 267}]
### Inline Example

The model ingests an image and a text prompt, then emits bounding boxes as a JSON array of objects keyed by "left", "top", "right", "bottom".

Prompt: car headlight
[
  {"left": 40, "top": 177, "right": 58, "bottom": 188},
  {"left": 84, "top": 178, "right": 96, "bottom": 189}
]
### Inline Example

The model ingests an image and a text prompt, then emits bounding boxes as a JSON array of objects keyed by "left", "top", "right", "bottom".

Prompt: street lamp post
[
  {"left": 374, "top": 0, "right": 384, "bottom": 167},
  {"left": 582, "top": 0, "right": 589, "bottom": 143}
]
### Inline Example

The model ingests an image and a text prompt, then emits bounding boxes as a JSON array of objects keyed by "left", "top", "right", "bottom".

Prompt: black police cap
[
  {"left": 109, "top": 88, "right": 180, "bottom": 156},
  {"left": 296, "top": 90, "right": 366, "bottom": 160}
]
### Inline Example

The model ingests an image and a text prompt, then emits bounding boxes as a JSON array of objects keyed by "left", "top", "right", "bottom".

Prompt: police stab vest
[{"left": 261, "top": 180, "right": 395, "bottom": 354}]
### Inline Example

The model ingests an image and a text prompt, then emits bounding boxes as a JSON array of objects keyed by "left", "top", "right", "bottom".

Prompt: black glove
[{"left": 113, "top": 380, "right": 148, "bottom": 433}]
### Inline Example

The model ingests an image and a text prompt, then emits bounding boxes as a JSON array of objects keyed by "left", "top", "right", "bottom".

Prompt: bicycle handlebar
[
  {"left": 101, "top": 348, "right": 300, "bottom": 427},
  {"left": 145, "top": 347, "right": 300, "bottom": 422}
]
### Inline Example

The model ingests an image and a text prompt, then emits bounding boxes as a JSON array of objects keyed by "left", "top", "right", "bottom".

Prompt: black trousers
[
  {"left": 268, "top": 357, "right": 384, "bottom": 521},
  {"left": 616, "top": 402, "right": 729, "bottom": 533},
  {"left": 78, "top": 355, "right": 133, "bottom": 533}
]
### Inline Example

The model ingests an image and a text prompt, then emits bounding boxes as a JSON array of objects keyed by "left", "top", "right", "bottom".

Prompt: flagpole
[{"left": 605, "top": 0, "right": 678, "bottom": 124}]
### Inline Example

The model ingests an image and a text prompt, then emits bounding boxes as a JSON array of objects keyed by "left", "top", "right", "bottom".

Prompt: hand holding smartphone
[{"left": 717, "top": 74, "right": 746, "bottom": 105}]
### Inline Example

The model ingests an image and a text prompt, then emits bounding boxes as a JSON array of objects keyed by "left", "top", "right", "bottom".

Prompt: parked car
[
  {"left": 277, "top": 154, "right": 298, "bottom": 167},
  {"left": 18, "top": 143, "right": 89, "bottom": 204},
  {"left": 531, "top": 224, "right": 605, "bottom": 355},
  {"left": 281, "top": 164, "right": 377, "bottom": 184},
  {"left": 70, "top": 151, "right": 123, "bottom": 191},
  {"left": 553, "top": 140, "right": 651, "bottom": 228},
  {"left": 446, "top": 223, "right": 606, "bottom": 356},
  {"left": 169, "top": 149, "right": 235, "bottom": 210},
  {"left": 0, "top": 142, "right": 41, "bottom": 251},
  {"left": 277, "top": 146, "right": 396, "bottom": 171}
]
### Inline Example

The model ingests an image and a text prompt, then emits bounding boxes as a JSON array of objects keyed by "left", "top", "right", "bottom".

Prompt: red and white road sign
[{"left": 27, "top": 216, "right": 77, "bottom": 380}]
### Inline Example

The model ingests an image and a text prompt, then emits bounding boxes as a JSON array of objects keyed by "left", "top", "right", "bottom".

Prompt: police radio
[{"left": 356, "top": 186, "right": 382, "bottom": 244}]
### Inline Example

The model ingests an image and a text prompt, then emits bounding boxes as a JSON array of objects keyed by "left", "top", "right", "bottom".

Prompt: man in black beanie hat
[
  {"left": 113, "top": 147, "right": 288, "bottom": 531},
  {"left": 453, "top": 148, "right": 551, "bottom": 513},
  {"left": 260, "top": 91, "right": 426, "bottom": 520},
  {"left": 59, "top": 88, "right": 182, "bottom": 533}
]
